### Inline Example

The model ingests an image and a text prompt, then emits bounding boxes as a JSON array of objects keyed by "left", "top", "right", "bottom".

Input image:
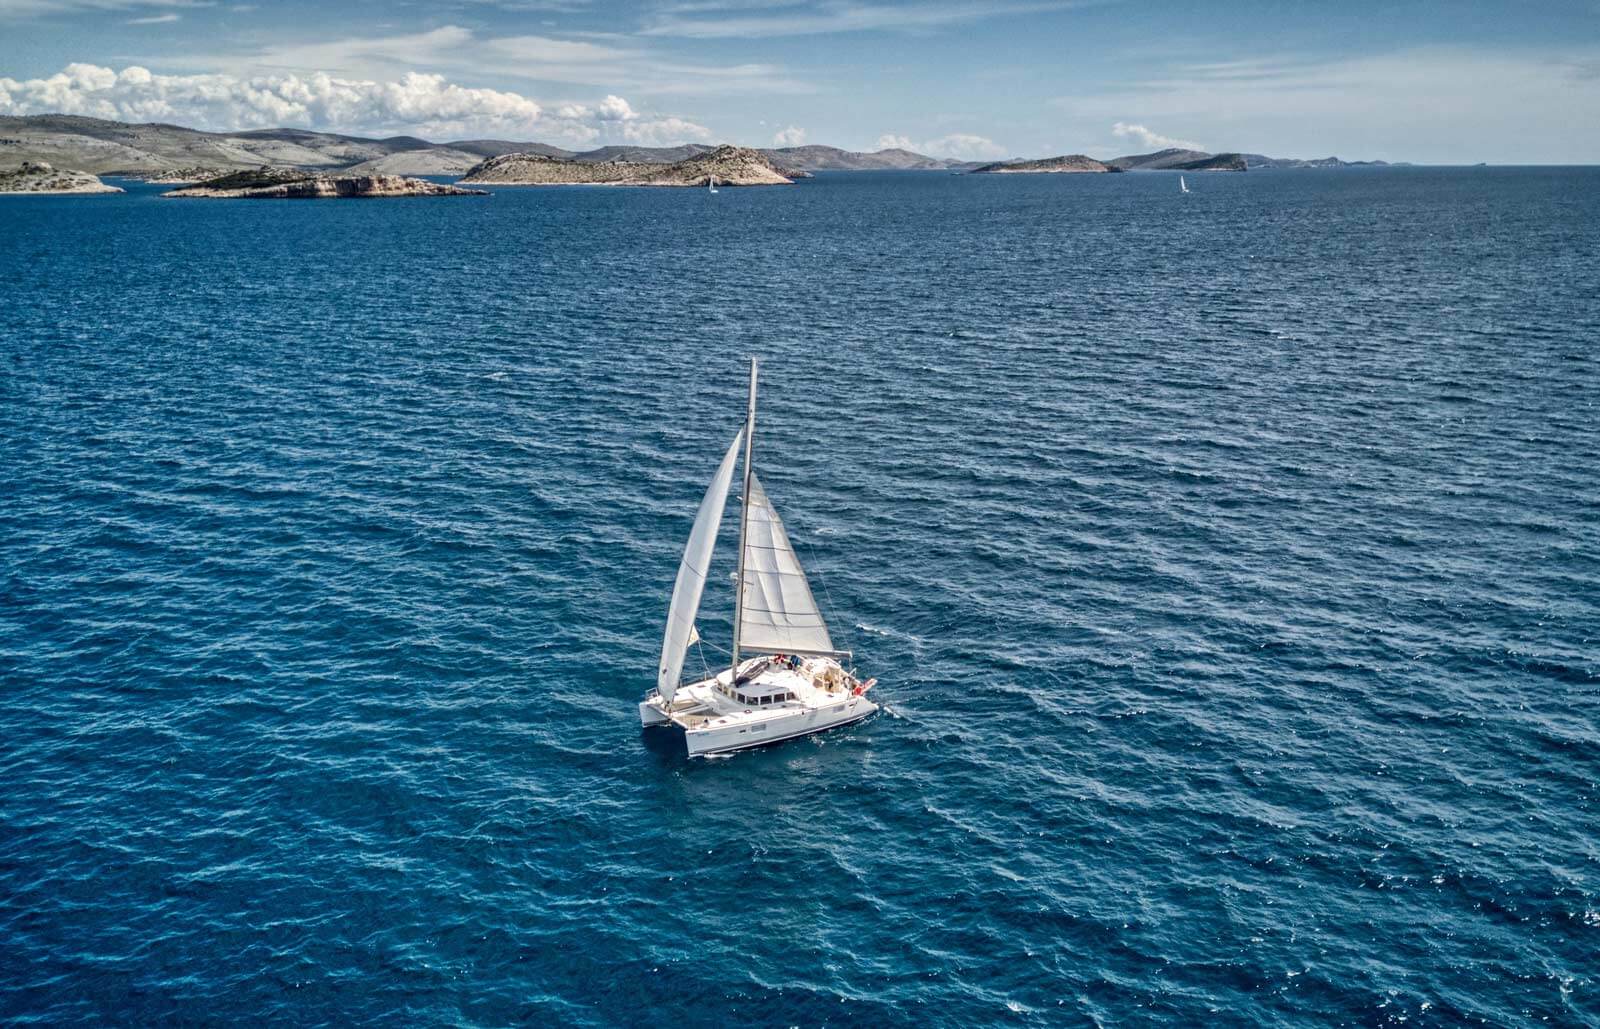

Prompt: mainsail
[
  {"left": 658, "top": 430, "right": 743, "bottom": 702},
  {"left": 736, "top": 472, "right": 834, "bottom": 655}
]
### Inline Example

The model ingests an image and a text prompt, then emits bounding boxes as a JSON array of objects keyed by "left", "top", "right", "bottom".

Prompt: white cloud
[
  {"left": 595, "top": 94, "right": 636, "bottom": 121},
  {"left": 232, "top": 25, "right": 478, "bottom": 78},
  {"left": 127, "top": 11, "right": 180, "bottom": 23},
  {"left": 0, "top": 0, "right": 202, "bottom": 17},
  {"left": 772, "top": 124, "right": 806, "bottom": 146},
  {"left": 1111, "top": 121, "right": 1202, "bottom": 152},
  {"left": 158, "top": 24, "right": 814, "bottom": 97},
  {"left": 876, "top": 131, "right": 1005, "bottom": 159},
  {"left": 643, "top": 0, "right": 1079, "bottom": 39},
  {"left": 621, "top": 115, "right": 712, "bottom": 144},
  {"left": 0, "top": 63, "right": 712, "bottom": 146}
]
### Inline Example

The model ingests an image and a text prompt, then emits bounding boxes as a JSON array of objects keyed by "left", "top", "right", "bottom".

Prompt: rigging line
[
  {"left": 695, "top": 635, "right": 711, "bottom": 683},
  {"left": 798, "top": 532, "right": 843, "bottom": 642}
]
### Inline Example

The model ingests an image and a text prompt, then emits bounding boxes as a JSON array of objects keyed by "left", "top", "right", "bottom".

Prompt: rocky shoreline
[
  {"left": 460, "top": 144, "right": 793, "bottom": 187},
  {"left": 0, "top": 160, "right": 122, "bottom": 194},
  {"left": 162, "top": 168, "right": 487, "bottom": 199},
  {"left": 138, "top": 166, "right": 239, "bottom": 185}
]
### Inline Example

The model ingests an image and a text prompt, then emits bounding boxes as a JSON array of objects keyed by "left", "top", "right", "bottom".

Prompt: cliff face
[
  {"left": 969, "top": 154, "right": 1117, "bottom": 174},
  {"left": 162, "top": 169, "right": 486, "bottom": 198},
  {"left": 0, "top": 160, "right": 123, "bottom": 193},
  {"left": 460, "top": 144, "right": 793, "bottom": 186}
]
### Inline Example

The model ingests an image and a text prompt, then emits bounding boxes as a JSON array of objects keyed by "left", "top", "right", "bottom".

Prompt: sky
[{"left": 1, "top": 0, "right": 1598, "bottom": 162}]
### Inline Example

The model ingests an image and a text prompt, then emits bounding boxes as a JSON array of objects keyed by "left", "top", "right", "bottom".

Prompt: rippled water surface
[{"left": 2, "top": 169, "right": 1598, "bottom": 1025}]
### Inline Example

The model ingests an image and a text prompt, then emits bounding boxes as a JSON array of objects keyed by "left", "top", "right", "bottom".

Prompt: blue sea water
[{"left": 1, "top": 167, "right": 1597, "bottom": 1026}]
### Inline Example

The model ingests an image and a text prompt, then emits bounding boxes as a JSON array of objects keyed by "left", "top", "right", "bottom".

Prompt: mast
[{"left": 729, "top": 357, "right": 758, "bottom": 678}]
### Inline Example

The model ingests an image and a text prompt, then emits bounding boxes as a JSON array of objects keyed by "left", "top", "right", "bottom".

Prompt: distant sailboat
[
  {"left": 1180, "top": 175, "right": 1189, "bottom": 194},
  {"left": 708, "top": 175, "right": 718, "bottom": 194},
  {"left": 639, "top": 358, "right": 878, "bottom": 756}
]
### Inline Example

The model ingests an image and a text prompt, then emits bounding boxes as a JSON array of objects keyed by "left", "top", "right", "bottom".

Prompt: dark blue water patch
[{"left": 2, "top": 167, "right": 1598, "bottom": 1026}]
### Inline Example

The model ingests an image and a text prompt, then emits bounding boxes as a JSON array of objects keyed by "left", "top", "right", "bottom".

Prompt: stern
[{"left": 639, "top": 692, "right": 671, "bottom": 727}]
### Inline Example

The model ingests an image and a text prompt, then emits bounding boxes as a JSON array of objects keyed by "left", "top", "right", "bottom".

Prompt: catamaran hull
[
  {"left": 640, "top": 695, "right": 878, "bottom": 757},
  {"left": 685, "top": 700, "right": 877, "bottom": 756}
]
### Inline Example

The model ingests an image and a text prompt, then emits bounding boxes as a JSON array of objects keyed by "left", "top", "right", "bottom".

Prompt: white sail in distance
[
  {"left": 659, "top": 430, "right": 743, "bottom": 702},
  {"left": 736, "top": 473, "right": 834, "bottom": 656}
]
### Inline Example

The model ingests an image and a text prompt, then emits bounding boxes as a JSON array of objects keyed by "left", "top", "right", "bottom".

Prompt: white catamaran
[{"left": 639, "top": 358, "right": 877, "bottom": 756}]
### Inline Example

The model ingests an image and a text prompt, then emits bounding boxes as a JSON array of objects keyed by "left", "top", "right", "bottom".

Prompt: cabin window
[{"left": 759, "top": 696, "right": 770, "bottom": 706}]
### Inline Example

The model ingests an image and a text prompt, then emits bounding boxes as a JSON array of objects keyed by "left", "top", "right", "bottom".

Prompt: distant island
[
  {"left": 1106, "top": 149, "right": 1249, "bottom": 172},
  {"left": 968, "top": 148, "right": 1389, "bottom": 175},
  {"left": 970, "top": 154, "right": 1119, "bottom": 174},
  {"left": 162, "top": 169, "right": 486, "bottom": 199},
  {"left": 0, "top": 114, "right": 1403, "bottom": 182},
  {"left": 460, "top": 145, "right": 793, "bottom": 187},
  {"left": 0, "top": 160, "right": 121, "bottom": 194},
  {"left": 1241, "top": 153, "right": 1402, "bottom": 169}
]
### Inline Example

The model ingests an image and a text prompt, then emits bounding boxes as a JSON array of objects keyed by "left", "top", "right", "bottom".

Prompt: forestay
[
  {"left": 737, "top": 473, "right": 834, "bottom": 656},
  {"left": 658, "top": 431, "right": 743, "bottom": 702}
]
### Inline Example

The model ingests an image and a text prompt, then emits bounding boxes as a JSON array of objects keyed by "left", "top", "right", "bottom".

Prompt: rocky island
[
  {"left": 138, "top": 166, "right": 239, "bottom": 184},
  {"left": 969, "top": 154, "right": 1119, "bottom": 174},
  {"left": 460, "top": 144, "right": 793, "bottom": 187},
  {"left": 0, "top": 160, "right": 122, "bottom": 194},
  {"left": 161, "top": 168, "right": 487, "bottom": 199}
]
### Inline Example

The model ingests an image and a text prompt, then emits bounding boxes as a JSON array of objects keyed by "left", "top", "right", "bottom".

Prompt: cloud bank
[
  {"left": 0, "top": 63, "right": 711, "bottom": 145},
  {"left": 0, "top": 0, "right": 202, "bottom": 16},
  {"left": 1111, "top": 121, "right": 1203, "bottom": 152},
  {"left": 877, "top": 132, "right": 1005, "bottom": 160},
  {"left": 772, "top": 125, "right": 806, "bottom": 146},
  {"left": 643, "top": 0, "right": 1075, "bottom": 40}
]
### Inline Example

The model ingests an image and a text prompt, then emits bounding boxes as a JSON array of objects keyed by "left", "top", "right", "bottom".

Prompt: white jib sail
[
  {"left": 659, "top": 430, "right": 743, "bottom": 703},
  {"left": 737, "top": 473, "right": 834, "bottom": 655}
]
